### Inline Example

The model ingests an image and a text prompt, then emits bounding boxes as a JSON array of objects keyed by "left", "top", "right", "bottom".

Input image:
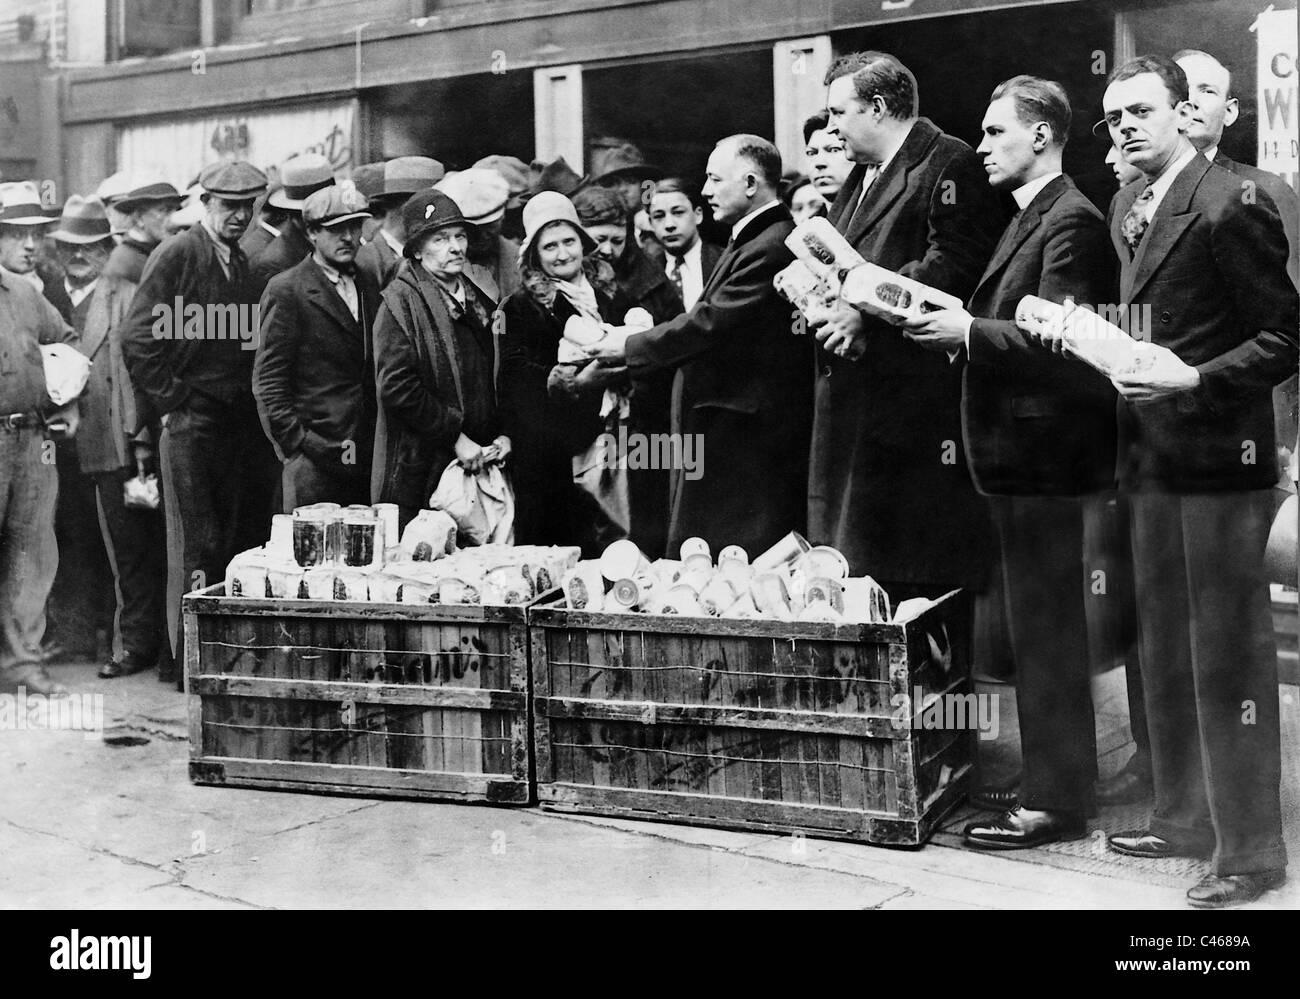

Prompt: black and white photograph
[{"left": 1, "top": 0, "right": 1297, "bottom": 935}]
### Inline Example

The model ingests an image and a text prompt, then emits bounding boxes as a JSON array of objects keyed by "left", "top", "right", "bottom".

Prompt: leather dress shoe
[
  {"left": 964, "top": 806, "right": 1086, "bottom": 850},
  {"left": 1186, "top": 869, "right": 1286, "bottom": 908},
  {"left": 970, "top": 786, "right": 1020, "bottom": 811},
  {"left": 1097, "top": 766, "right": 1152, "bottom": 807},
  {"left": 99, "top": 652, "right": 152, "bottom": 679},
  {"left": 1108, "top": 829, "right": 1207, "bottom": 859}
]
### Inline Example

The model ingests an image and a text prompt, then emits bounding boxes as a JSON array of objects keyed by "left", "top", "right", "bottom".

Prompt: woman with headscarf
[{"left": 497, "top": 192, "right": 634, "bottom": 553}]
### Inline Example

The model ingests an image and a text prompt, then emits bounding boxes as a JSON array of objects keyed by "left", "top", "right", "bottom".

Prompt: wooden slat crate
[
  {"left": 528, "top": 591, "right": 975, "bottom": 846},
  {"left": 184, "top": 583, "right": 531, "bottom": 804}
]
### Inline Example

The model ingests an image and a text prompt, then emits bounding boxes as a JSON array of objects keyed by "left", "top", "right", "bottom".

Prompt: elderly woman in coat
[
  {"left": 497, "top": 192, "right": 633, "bottom": 553},
  {"left": 372, "top": 189, "right": 511, "bottom": 530}
]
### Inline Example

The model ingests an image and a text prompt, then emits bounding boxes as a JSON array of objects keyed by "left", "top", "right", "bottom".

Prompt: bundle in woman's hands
[
  {"left": 561, "top": 534, "right": 894, "bottom": 624},
  {"left": 557, "top": 307, "right": 655, "bottom": 365}
]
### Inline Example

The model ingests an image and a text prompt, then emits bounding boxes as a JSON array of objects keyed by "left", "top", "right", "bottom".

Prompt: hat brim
[
  {"left": 267, "top": 190, "right": 306, "bottom": 210},
  {"left": 51, "top": 230, "right": 114, "bottom": 245},
  {"left": 520, "top": 218, "right": 597, "bottom": 262},
  {"left": 314, "top": 211, "right": 373, "bottom": 228},
  {"left": 0, "top": 215, "right": 54, "bottom": 226},
  {"left": 592, "top": 164, "right": 665, "bottom": 184},
  {"left": 463, "top": 206, "right": 506, "bottom": 226},
  {"left": 114, "top": 196, "right": 185, "bottom": 214}
]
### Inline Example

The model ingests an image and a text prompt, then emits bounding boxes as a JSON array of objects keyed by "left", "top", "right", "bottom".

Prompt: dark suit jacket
[
  {"left": 1109, "top": 153, "right": 1298, "bottom": 492},
  {"left": 248, "top": 224, "right": 312, "bottom": 301},
  {"left": 808, "top": 117, "right": 1004, "bottom": 587},
  {"left": 239, "top": 221, "right": 278, "bottom": 262},
  {"left": 121, "top": 223, "right": 260, "bottom": 415},
  {"left": 253, "top": 255, "right": 380, "bottom": 481},
  {"left": 625, "top": 202, "right": 813, "bottom": 556},
  {"left": 355, "top": 233, "right": 402, "bottom": 291},
  {"left": 1215, "top": 152, "right": 1299, "bottom": 290},
  {"left": 963, "top": 175, "right": 1118, "bottom": 496}
]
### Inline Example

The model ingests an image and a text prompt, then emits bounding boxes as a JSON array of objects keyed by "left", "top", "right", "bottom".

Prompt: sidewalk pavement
[{"left": 1, "top": 662, "right": 1296, "bottom": 909}]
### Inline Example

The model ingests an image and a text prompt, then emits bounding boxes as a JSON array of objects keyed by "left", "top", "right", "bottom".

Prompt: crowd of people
[{"left": 0, "top": 47, "right": 1296, "bottom": 908}]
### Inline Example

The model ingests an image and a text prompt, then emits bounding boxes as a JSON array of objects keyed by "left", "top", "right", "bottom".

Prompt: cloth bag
[
  {"left": 430, "top": 460, "right": 515, "bottom": 546},
  {"left": 39, "top": 342, "right": 92, "bottom": 405}
]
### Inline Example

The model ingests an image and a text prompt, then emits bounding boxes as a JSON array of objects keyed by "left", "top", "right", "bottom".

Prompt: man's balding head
[
  {"left": 1174, "top": 49, "right": 1238, "bottom": 152},
  {"left": 703, "top": 134, "right": 782, "bottom": 226}
]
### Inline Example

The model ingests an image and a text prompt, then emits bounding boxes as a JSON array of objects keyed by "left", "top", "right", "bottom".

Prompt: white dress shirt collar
[
  {"left": 66, "top": 278, "right": 97, "bottom": 309},
  {"left": 1144, "top": 144, "right": 1199, "bottom": 215},
  {"left": 731, "top": 199, "right": 780, "bottom": 243},
  {"left": 1011, "top": 171, "right": 1063, "bottom": 211}
]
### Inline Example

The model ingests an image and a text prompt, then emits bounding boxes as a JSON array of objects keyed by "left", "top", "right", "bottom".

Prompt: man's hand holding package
[
  {"left": 901, "top": 307, "right": 972, "bottom": 354},
  {"left": 810, "top": 300, "right": 868, "bottom": 360}
]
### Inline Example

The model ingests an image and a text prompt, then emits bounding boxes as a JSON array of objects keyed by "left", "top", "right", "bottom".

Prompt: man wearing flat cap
[
  {"left": 473, "top": 154, "right": 530, "bottom": 241},
  {"left": 80, "top": 180, "right": 182, "bottom": 680},
  {"left": 254, "top": 185, "right": 380, "bottom": 508},
  {"left": 247, "top": 152, "right": 336, "bottom": 300},
  {"left": 436, "top": 168, "right": 520, "bottom": 303},
  {"left": 354, "top": 156, "right": 445, "bottom": 291},
  {"left": 121, "top": 159, "right": 280, "bottom": 682}
]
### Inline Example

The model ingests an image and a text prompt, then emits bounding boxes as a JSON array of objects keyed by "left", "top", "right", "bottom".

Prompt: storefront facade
[{"left": 47, "top": 0, "right": 1296, "bottom": 201}]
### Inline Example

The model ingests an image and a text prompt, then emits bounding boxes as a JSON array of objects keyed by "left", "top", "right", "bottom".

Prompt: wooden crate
[
  {"left": 184, "top": 584, "right": 531, "bottom": 804},
  {"left": 528, "top": 591, "right": 975, "bottom": 846}
]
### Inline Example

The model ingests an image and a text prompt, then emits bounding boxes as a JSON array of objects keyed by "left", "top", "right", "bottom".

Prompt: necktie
[
  {"left": 1120, "top": 184, "right": 1155, "bottom": 252},
  {"left": 228, "top": 242, "right": 248, "bottom": 288},
  {"left": 668, "top": 254, "right": 684, "bottom": 305}
]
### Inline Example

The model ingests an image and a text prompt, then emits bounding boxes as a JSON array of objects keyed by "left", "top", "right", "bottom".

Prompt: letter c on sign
[{"left": 1273, "top": 52, "right": 1294, "bottom": 79}]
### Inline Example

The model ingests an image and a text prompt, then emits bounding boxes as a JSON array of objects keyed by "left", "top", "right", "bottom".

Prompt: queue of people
[{"left": 0, "top": 46, "right": 1295, "bottom": 909}]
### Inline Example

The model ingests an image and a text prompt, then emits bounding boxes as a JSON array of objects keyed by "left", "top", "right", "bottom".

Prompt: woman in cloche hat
[{"left": 497, "top": 191, "right": 638, "bottom": 554}]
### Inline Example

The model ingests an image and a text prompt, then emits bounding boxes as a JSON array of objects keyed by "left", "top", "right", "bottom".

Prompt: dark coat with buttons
[
  {"left": 962, "top": 175, "right": 1118, "bottom": 496},
  {"left": 252, "top": 254, "right": 380, "bottom": 481},
  {"left": 1107, "top": 154, "right": 1298, "bottom": 493},
  {"left": 807, "top": 118, "right": 1003, "bottom": 587},
  {"left": 625, "top": 202, "right": 813, "bottom": 557}
]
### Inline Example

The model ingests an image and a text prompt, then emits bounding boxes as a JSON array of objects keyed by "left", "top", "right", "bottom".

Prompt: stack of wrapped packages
[
  {"left": 560, "top": 533, "right": 922, "bottom": 624},
  {"left": 224, "top": 503, "right": 580, "bottom": 606},
  {"left": 775, "top": 217, "right": 963, "bottom": 326}
]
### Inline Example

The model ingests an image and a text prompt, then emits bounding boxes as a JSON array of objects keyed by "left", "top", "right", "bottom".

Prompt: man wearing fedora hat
[
  {"left": 0, "top": 180, "right": 54, "bottom": 291},
  {"left": 72, "top": 182, "right": 180, "bottom": 680},
  {"left": 255, "top": 185, "right": 380, "bottom": 509},
  {"left": 436, "top": 168, "right": 521, "bottom": 303},
  {"left": 247, "top": 153, "right": 336, "bottom": 300},
  {"left": 587, "top": 137, "right": 664, "bottom": 215},
  {"left": 0, "top": 180, "right": 80, "bottom": 696},
  {"left": 354, "top": 156, "right": 445, "bottom": 291},
  {"left": 121, "top": 159, "right": 279, "bottom": 683},
  {"left": 43, "top": 196, "right": 118, "bottom": 668}
]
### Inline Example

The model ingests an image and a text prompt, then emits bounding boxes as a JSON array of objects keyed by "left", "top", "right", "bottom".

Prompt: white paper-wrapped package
[
  {"left": 1014, "top": 295, "right": 1166, "bottom": 378},
  {"left": 840, "top": 262, "right": 964, "bottom": 323}
]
